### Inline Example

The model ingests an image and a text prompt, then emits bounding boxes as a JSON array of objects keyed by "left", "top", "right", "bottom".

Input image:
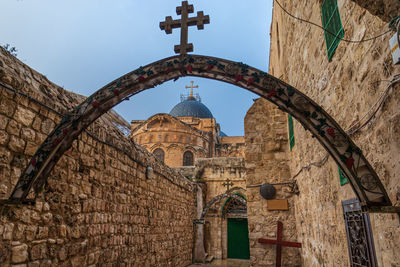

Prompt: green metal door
[{"left": 227, "top": 218, "right": 250, "bottom": 259}]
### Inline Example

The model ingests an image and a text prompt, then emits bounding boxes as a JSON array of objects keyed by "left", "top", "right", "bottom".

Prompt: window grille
[
  {"left": 321, "top": 0, "right": 344, "bottom": 60},
  {"left": 288, "top": 114, "right": 295, "bottom": 151}
]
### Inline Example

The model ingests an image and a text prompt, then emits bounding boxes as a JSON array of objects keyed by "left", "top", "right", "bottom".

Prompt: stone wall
[
  {"left": 216, "top": 136, "right": 245, "bottom": 158},
  {"left": 0, "top": 47, "right": 196, "bottom": 266},
  {"left": 244, "top": 99, "right": 300, "bottom": 267},
  {"left": 269, "top": 0, "right": 400, "bottom": 266},
  {"left": 349, "top": 0, "right": 400, "bottom": 22}
]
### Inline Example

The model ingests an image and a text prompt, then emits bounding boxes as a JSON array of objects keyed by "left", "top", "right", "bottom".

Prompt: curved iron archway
[
  {"left": 221, "top": 192, "right": 247, "bottom": 218},
  {"left": 201, "top": 190, "right": 247, "bottom": 220},
  {"left": 9, "top": 54, "right": 392, "bottom": 211}
]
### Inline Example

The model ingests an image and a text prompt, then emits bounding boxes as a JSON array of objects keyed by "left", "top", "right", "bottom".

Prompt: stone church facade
[
  {"left": 0, "top": 0, "right": 399, "bottom": 266},
  {"left": 130, "top": 89, "right": 245, "bottom": 167},
  {"left": 130, "top": 87, "right": 248, "bottom": 260}
]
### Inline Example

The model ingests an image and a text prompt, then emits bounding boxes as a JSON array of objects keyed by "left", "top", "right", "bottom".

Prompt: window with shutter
[
  {"left": 338, "top": 167, "right": 349, "bottom": 186},
  {"left": 288, "top": 114, "right": 295, "bottom": 151},
  {"left": 321, "top": 0, "right": 344, "bottom": 60}
]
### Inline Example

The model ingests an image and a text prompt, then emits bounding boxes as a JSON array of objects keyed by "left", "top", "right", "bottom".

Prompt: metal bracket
[
  {"left": 364, "top": 205, "right": 400, "bottom": 223},
  {"left": 366, "top": 206, "right": 400, "bottom": 213},
  {"left": 193, "top": 219, "right": 205, "bottom": 224}
]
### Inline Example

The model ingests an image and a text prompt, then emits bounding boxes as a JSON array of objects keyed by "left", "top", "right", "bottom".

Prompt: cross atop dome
[
  {"left": 186, "top": 81, "right": 198, "bottom": 99},
  {"left": 160, "top": 1, "right": 210, "bottom": 55}
]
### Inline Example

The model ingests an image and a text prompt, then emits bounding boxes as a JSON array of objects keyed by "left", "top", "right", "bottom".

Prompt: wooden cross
[
  {"left": 222, "top": 178, "right": 233, "bottom": 191},
  {"left": 258, "top": 221, "right": 302, "bottom": 267},
  {"left": 185, "top": 81, "right": 198, "bottom": 97},
  {"left": 160, "top": 1, "right": 210, "bottom": 55}
]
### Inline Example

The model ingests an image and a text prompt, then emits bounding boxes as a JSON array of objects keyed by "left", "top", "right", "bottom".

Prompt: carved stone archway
[{"left": 8, "top": 54, "right": 393, "bottom": 212}]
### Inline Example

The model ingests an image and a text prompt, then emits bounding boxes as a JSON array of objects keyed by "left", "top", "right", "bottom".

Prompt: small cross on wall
[
  {"left": 160, "top": 1, "right": 210, "bottom": 55},
  {"left": 222, "top": 178, "right": 234, "bottom": 192}
]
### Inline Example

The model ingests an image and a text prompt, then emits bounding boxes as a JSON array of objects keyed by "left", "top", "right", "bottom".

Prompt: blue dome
[
  {"left": 170, "top": 99, "right": 213, "bottom": 118},
  {"left": 219, "top": 131, "right": 228, "bottom": 137}
]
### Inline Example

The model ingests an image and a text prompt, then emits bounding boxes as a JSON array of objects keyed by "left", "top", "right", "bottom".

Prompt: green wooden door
[{"left": 227, "top": 218, "right": 250, "bottom": 259}]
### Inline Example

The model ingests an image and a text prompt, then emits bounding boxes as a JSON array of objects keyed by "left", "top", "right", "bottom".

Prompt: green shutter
[
  {"left": 288, "top": 114, "right": 295, "bottom": 151},
  {"left": 338, "top": 167, "right": 348, "bottom": 186},
  {"left": 321, "top": 0, "right": 344, "bottom": 60}
]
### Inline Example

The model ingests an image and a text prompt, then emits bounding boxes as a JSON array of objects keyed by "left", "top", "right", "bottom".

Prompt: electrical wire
[
  {"left": 274, "top": 0, "right": 392, "bottom": 43},
  {"left": 346, "top": 76, "right": 400, "bottom": 135},
  {"left": 291, "top": 76, "right": 400, "bottom": 179}
]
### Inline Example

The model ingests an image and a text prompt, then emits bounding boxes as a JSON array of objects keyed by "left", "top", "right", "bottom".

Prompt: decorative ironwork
[
  {"left": 160, "top": 1, "right": 210, "bottom": 55},
  {"left": 342, "top": 198, "right": 377, "bottom": 267},
  {"left": 260, "top": 183, "right": 276, "bottom": 199},
  {"left": 5, "top": 54, "right": 392, "bottom": 213},
  {"left": 200, "top": 189, "right": 246, "bottom": 220},
  {"left": 222, "top": 195, "right": 247, "bottom": 217}
]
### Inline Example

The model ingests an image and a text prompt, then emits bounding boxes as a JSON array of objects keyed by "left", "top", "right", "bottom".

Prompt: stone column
[{"left": 193, "top": 184, "right": 206, "bottom": 263}]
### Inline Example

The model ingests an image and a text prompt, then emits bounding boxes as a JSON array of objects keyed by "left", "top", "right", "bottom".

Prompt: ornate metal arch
[
  {"left": 200, "top": 190, "right": 246, "bottom": 220},
  {"left": 221, "top": 192, "right": 247, "bottom": 217},
  {"left": 8, "top": 54, "right": 393, "bottom": 211}
]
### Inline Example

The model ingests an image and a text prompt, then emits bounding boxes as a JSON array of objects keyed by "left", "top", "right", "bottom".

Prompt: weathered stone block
[
  {"left": 70, "top": 256, "right": 86, "bottom": 267},
  {"left": 30, "top": 243, "right": 47, "bottom": 261},
  {"left": 25, "top": 226, "right": 37, "bottom": 242},
  {"left": 59, "top": 225, "right": 66, "bottom": 238},
  {"left": 3, "top": 223, "right": 14, "bottom": 240},
  {"left": 20, "top": 128, "right": 35, "bottom": 142},
  {"left": 24, "top": 142, "right": 37, "bottom": 156},
  {"left": 36, "top": 227, "right": 48, "bottom": 239},
  {"left": 0, "top": 130, "right": 9, "bottom": 145},
  {"left": 13, "top": 224, "right": 26, "bottom": 240},
  {"left": 14, "top": 107, "right": 35, "bottom": 127},
  {"left": 6, "top": 120, "right": 21, "bottom": 136},
  {"left": 41, "top": 119, "right": 55, "bottom": 135},
  {"left": 0, "top": 98, "right": 16, "bottom": 116},
  {"left": 11, "top": 244, "right": 28, "bottom": 263},
  {"left": 0, "top": 114, "right": 8, "bottom": 130},
  {"left": 27, "top": 261, "right": 40, "bottom": 267},
  {"left": 8, "top": 135, "right": 25, "bottom": 153},
  {"left": 31, "top": 117, "right": 41, "bottom": 132}
]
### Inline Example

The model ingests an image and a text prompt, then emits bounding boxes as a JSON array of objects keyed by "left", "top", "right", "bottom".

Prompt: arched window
[
  {"left": 153, "top": 148, "right": 165, "bottom": 163},
  {"left": 183, "top": 151, "right": 194, "bottom": 166}
]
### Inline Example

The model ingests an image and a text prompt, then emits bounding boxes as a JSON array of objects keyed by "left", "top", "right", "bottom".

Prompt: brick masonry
[
  {"left": 269, "top": 0, "right": 400, "bottom": 266},
  {"left": 244, "top": 99, "right": 300, "bottom": 267},
  {"left": 0, "top": 47, "right": 196, "bottom": 266}
]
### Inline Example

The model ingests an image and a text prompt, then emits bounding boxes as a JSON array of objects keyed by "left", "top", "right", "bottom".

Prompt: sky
[{"left": 0, "top": 0, "right": 273, "bottom": 136}]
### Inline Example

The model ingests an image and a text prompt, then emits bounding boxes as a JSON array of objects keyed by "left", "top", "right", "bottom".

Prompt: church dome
[
  {"left": 219, "top": 131, "right": 228, "bottom": 137},
  {"left": 170, "top": 97, "right": 214, "bottom": 118}
]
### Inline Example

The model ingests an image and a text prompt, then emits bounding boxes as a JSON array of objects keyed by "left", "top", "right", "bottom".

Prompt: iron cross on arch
[{"left": 160, "top": 1, "right": 210, "bottom": 55}]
